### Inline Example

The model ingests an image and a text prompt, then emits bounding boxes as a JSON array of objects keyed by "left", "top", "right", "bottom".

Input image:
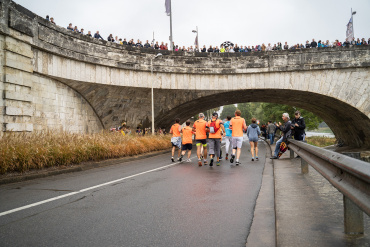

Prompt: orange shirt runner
[
  {"left": 182, "top": 126, "right": 193, "bottom": 144},
  {"left": 208, "top": 119, "right": 222, "bottom": 139},
  {"left": 230, "top": 116, "right": 245, "bottom": 137},
  {"left": 193, "top": 119, "right": 207, "bottom": 140},
  {"left": 170, "top": 123, "right": 181, "bottom": 137}
]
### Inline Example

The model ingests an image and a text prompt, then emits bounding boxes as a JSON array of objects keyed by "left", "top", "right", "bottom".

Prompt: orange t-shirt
[
  {"left": 208, "top": 119, "right": 222, "bottom": 139},
  {"left": 170, "top": 123, "right": 181, "bottom": 137},
  {"left": 230, "top": 116, "right": 245, "bottom": 137},
  {"left": 182, "top": 126, "right": 193, "bottom": 144},
  {"left": 193, "top": 119, "right": 207, "bottom": 140}
]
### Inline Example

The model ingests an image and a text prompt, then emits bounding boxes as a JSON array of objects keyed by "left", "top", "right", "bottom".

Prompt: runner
[
  {"left": 229, "top": 110, "right": 247, "bottom": 165},
  {"left": 170, "top": 118, "right": 182, "bottom": 162},
  {"left": 207, "top": 113, "right": 226, "bottom": 166},
  {"left": 247, "top": 118, "right": 261, "bottom": 161},
  {"left": 192, "top": 113, "right": 209, "bottom": 166},
  {"left": 223, "top": 116, "right": 232, "bottom": 160},
  {"left": 179, "top": 120, "right": 194, "bottom": 162}
]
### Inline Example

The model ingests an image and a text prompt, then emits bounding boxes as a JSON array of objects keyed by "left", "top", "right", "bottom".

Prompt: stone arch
[{"left": 155, "top": 89, "right": 370, "bottom": 148}]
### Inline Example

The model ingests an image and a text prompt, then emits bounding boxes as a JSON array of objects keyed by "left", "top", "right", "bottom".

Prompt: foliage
[
  {"left": 220, "top": 104, "right": 237, "bottom": 119},
  {"left": 0, "top": 131, "right": 171, "bottom": 174},
  {"left": 305, "top": 136, "right": 336, "bottom": 147},
  {"left": 236, "top": 102, "right": 322, "bottom": 130}
]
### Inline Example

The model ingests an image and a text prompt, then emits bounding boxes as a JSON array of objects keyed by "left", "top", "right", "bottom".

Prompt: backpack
[{"left": 209, "top": 120, "right": 219, "bottom": 134}]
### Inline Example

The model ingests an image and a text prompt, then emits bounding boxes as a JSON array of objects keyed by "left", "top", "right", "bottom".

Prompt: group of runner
[{"left": 169, "top": 109, "right": 257, "bottom": 166}]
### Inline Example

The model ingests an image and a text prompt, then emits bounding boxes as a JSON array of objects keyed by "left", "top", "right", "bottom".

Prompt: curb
[{"left": 0, "top": 149, "right": 171, "bottom": 185}]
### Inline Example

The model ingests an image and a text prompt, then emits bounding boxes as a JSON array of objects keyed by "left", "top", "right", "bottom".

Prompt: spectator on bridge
[
  {"left": 271, "top": 113, "right": 292, "bottom": 159},
  {"left": 154, "top": 41, "right": 159, "bottom": 49},
  {"left": 67, "top": 23, "right": 73, "bottom": 31},
  {"left": 318, "top": 40, "right": 323, "bottom": 47},
  {"left": 220, "top": 45, "right": 225, "bottom": 53},
  {"left": 144, "top": 40, "right": 151, "bottom": 48},
  {"left": 201, "top": 45, "right": 207, "bottom": 52},
  {"left": 159, "top": 42, "right": 166, "bottom": 50},
  {"left": 80, "top": 28, "right": 84, "bottom": 35},
  {"left": 207, "top": 45, "right": 213, "bottom": 53},
  {"left": 266, "top": 43, "right": 272, "bottom": 51},
  {"left": 343, "top": 39, "right": 350, "bottom": 47},
  {"left": 73, "top": 26, "right": 80, "bottom": 33},
  {"left": 311, "top": 39, "right": 318, "bottom": 48},
  {"left": 267, "top": 121, "right": 276, "bottom": 145},
  {"left": 305, "top": 40, "right": 311, "bottom": 48},
  {"left": 361, "top": 38, "right": 367, "bottom": 45},
  {"left": 272, "top": 44, "right": 278, "bottom": 51},
  {"left": 122, "top": 38, "right": 127, "bottom": 45},
  {"left": 277, "top": 42, "right": 282, "bottom": 50},
  {"left": 239, "top": 46, "right": 245, "bottom": 52},
  {"left": 115, "top": 36, "right": 119, "bottom": 43},
  {"left": 94, "top": 31, "right": 104, "bottom": 40},
  {"left": 214, "top": 46, "right": 220, "bottom": 53},
  {"left": 46, "top": 15, "right": 49, "bottom": 21},
  {"left": 86, "top": 31, "right": 92, "bottom": 37},
  {"left": 368, "top": 38, "right": 370, "bottom": 45},
  {"left": 261, "top": 43, "right": 266, "bottom": 51},
  {"left": 107, "top": 34, "right": 114, "bottom": 42},
  {"left": 50, "top": 17, "right": 55, "bottom": 24},
  {"left": 283, "top": 42, "right": 289, "bottom": 50},
  {"left": 229, "top": 46, "right": 235, "bottom": 53},
  {"left": 234, "top": 44, "right": 240, "bottom": 52}
]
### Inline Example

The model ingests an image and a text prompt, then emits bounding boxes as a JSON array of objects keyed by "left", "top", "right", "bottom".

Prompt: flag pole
[
  {"left": 351, "top": 8, "right": 354, "bottom": 39},
  {"left": 169, "top": 0, "right": 173, "bottom": 50}
]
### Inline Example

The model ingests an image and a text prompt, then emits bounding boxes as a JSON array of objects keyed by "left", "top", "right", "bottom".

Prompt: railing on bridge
[{"left": 287, "top": 140, "right": 370, "bottom": 235}]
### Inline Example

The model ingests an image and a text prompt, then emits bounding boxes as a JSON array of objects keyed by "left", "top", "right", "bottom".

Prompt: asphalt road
[{"left": 0, "top": 138, "right": 267, "bottom": 247}]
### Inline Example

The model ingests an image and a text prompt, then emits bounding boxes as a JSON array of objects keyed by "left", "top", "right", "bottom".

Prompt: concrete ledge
[{"left": 0, "top": 148, "right": 171, "bottom": 185}]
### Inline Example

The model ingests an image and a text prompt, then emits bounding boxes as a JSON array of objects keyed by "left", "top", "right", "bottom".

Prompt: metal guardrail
[{"left": 287, "top": 139, "right": 370, "bottom": 217}]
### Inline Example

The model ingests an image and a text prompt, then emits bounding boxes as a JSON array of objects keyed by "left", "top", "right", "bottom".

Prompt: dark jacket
[
  {"left": 94, "top": 33, "right": 104, "bottom": 40},
  {"left": 291, "top": 117, "right": 306, "bottom": 136},
  {"left": 311, "top": 41, "right": 317, "bottom": 48},
  {"left": 278, "top": 120, "right": 292, "bottom": 142}
]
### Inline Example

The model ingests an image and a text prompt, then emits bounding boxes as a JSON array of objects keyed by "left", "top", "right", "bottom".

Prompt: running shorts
[
  {"left": 196, "top": 139, "right": 207, "bottom": 146},
  {"left": 232, "top": 137, "right": 243, "bottom": 149},
  {"left": 181, "top": 143, "right": 193, "bottom": 151}
]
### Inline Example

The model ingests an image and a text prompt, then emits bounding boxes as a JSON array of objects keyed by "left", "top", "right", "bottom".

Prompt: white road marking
[
  {"left": 0, "top": 161, "right": 182, "bottom": 217},
  {"left": 0, "top": 144, "right": 228, "bottom": 217}
]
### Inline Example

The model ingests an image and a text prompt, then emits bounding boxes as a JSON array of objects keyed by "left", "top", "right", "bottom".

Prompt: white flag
[
  {"left": 165, "top": 0, "right": 171, "bottom": 16},
  {"left": 346, "top": 17, "right": 354, "bottom": 41}
]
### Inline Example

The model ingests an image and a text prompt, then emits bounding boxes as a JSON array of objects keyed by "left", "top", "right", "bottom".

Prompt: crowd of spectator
[{"left": 46, "top": 16, "right": 370, "bottom": 54}]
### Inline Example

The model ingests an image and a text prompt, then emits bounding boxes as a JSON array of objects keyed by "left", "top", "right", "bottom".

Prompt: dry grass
[
  {"left": 305, "top": 136, "right": 336, "bottom": 147},
  {"left": 0, "top": 131, "right": 171, "bottom": 174}
]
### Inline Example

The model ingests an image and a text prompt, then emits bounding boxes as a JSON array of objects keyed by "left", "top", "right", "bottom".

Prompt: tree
[{"left": 220, "top": 104, "right": 237, "bottom": 119}]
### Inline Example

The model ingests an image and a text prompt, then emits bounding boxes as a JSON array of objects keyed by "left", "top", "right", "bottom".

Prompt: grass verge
[
  {"left": 0, "top": 132, "right": 171, "bottom": 174},
  {"left": 305, "top": 136, "right": 336, "bottom": 147}
]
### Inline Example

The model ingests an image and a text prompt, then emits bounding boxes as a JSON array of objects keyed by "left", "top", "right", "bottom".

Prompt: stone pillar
[
  {"left": 2, "top": 35, "right": 34, "bottom": 132},
  {"left": 342, "top": 152, "right": 364, "bottom": 235}
]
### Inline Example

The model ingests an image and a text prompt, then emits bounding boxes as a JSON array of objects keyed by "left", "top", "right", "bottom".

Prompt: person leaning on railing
[{"left": 270, "top": 113, "right": 292, "bottom": 159}]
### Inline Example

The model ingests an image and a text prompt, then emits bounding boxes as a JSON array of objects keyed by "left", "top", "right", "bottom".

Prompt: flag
[
  {"left": 346, "top": 17, "right": 354, "bottom": 41},
  {"left": 165, "top": 0, "right": 171, "bottom": 16},
  {"left": 194, "top": 34, "right": 198, "bottom": 47}
]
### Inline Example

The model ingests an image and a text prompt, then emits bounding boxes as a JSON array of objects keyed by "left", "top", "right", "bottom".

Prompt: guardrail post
[
  {"left": 342, "top": 152, "right": 364, "bottom": 235},
  {"left": 343, "top": 196, "right": 364, "bottom": 235},
  {"left": 290, "top": 149, "right": 294, "bottom": 159},
  {"left": 301, "top": 158, "right": 309, "bottom": 174}
]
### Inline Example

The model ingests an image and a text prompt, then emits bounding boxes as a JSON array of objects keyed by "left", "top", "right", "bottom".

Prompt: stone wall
[{"left": 0, "top": 0, "right": 369, "bottom": 147}]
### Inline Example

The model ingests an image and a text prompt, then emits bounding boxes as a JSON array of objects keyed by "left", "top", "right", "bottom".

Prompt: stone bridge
[{"left": 0, "top": 0, "right": 369, "bottom": 148}]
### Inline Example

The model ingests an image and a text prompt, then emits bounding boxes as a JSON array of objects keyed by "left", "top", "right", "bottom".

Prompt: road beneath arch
[{"left": 0, "top": 138, "right": 267, "bottom": 247}]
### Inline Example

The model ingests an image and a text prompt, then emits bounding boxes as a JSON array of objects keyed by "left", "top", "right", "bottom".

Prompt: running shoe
[
  {"left": 225, "top": 154, "right": 229, "bottom": 160},
  {"left": 198, "top": 160, "right": 202, "bottom": 166},
  {"left": 178, "top": 156, "right": 182, "bottom": 162},
  {"left": 210, "top": 159, "right": 214, "bottom": 167},
  {"left": 230, "top": 155, "right": 235, "bottom": 163},
  {"left": 186, "top": 159, "right": 191, "bottom": 162},
  {"left": 256, "top": 157, "right": 259, "bottom": 161},
  {"left": 236, "top": 161, "right": 240, "bottom": 166},
  {"left": 204, "top": 160, "right": 208, "bottom": 166},
  {"left": 216, "top": 161, "right": 220, "bottom": 166},
  {"left": 252, "top": 158, "right": 254, "bottom": 161},
  {"left": 171, "top": 157, "right": 175, "bottom": 162}
]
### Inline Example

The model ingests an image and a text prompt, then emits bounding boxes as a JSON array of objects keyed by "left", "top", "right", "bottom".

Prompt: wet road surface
[{"left": 0, "top": 138, "right": 267, "bottom": 247}]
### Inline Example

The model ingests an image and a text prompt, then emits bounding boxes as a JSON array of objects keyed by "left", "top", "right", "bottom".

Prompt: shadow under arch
[{"left": 155, "top": 89, "right": 370, "bottom": 148}]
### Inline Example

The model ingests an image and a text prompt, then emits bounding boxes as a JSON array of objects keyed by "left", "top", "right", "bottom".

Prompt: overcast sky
[{"left": 14, "top": 0, "right": 369, "bottom": 48}]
